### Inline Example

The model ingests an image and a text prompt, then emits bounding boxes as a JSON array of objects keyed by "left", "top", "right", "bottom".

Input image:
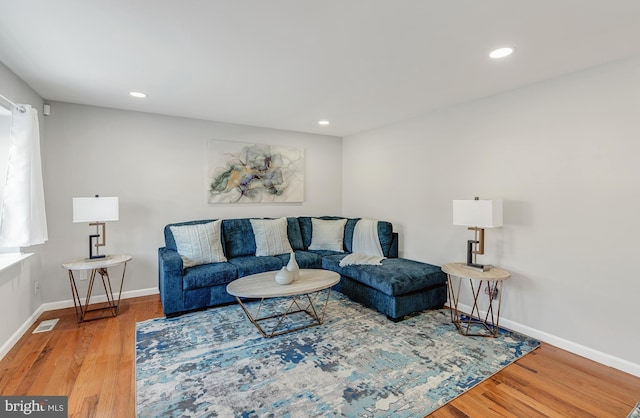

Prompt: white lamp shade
[
  {"left": 453, "top": 199, "right": 503, "bottom": 228},
  {"left": 73, "top": 197, "right": 119, "bottom": 223}
]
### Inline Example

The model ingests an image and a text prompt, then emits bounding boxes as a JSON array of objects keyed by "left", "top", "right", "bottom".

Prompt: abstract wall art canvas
[{"left": 208, "top": 140, "right": 304, "bottom": 203}]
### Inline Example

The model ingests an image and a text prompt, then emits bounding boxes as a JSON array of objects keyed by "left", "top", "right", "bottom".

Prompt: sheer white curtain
[{"left": 0, "top": 104, "right": 48, "bottom": 247}]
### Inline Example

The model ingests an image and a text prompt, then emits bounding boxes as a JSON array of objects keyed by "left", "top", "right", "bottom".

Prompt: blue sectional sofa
[{"left": 158, "top": 216, "right": 447, "bottom": 320}]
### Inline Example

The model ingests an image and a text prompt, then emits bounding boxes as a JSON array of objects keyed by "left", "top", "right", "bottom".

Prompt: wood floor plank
[
  {"left": 490, "top": 368, "right": 595, "bottom": 418},
  {"left": 484, "top": 378, "right": 574, "bottom": 418},
  {"left": 433, "top": 344, "right": 640, "bottom": 418},
  {"left": 497, "top": 363, "right": 600, "bottom": 417},
  {"left": 1, "top": 295, "right": 639, "bottom": 417},
  {"left": 516, "top": 350, "right": 638, "bottom": 413}
]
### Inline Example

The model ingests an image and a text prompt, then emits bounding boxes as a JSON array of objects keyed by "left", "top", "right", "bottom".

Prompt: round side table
[
  {"left": 62, "top": 254, "right": 132, "bottom": 323},
  {"left": 442, "top": 262, "right": 510, "bottom": 337}
]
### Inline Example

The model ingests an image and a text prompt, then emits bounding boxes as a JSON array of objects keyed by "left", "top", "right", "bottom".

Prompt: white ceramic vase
[
  {"left": 286, "top": 251, "right": 300, "bottom": 281},
  {"left": 275, "top": 266, "right": 294, "bottom": 285}
]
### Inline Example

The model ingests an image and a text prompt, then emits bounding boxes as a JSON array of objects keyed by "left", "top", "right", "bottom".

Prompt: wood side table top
[
  {"left": 227, "top": 269, "right": 340, "bottom": 298},
  {"left": 62, "top": 254, "right": 132, "bottom": 271},
  {"left": 442, "top": 262, "right": 510, "bottom": 281}
]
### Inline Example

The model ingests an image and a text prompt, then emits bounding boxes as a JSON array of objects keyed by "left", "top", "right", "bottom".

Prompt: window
[
  {"left": 0, "top": 105, "right": 20, "bottom": 254},
  {"left": 0, "top": 105, "right": 9, "bottom": 204},
  {"left": 0, "top": 100, "right": 47, "bottom": 250}
]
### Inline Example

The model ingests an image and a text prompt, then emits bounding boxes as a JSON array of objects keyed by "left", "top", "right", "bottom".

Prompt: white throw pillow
[
  {"left": 250, "top": 217, "right": 293, "bottom": 256},
  {"left": 169, "top": 220, "right": 227, "bottom": 268},
  {"left": 309, "top": 218, "right": 347, "bottom": 252}
]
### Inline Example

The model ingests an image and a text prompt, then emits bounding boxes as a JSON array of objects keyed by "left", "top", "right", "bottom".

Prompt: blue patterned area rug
[
  {"left": 136, "top": 292, "right": 539, "bottom": 417},
  {"left": 628, "top": 402, "right": 640, "bottom": 418}
]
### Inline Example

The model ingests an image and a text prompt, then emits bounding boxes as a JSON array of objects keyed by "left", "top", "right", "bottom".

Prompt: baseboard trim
[
  {"left": 0, "top": 287, "right": 159, "bottom": 360},
  {"left": 40, "top": 287, "right": 160, "bottom": 312},
  {"left": 455, "top": 302, "right": 640, "bottom": 378},
  {"left": 0, "top": 305, "right": 45, "bottom": 360}
]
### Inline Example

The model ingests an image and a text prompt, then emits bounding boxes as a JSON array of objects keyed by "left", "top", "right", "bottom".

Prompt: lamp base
[
  {"left": 465, "top": 239, "right": 491, "bottom": 271},
  {"left": 463, "top": 263, "right": 491, "bottom": 272},
  {"left": 83, "top": 255, "right": 112, "bottom": 262},
  {"left": 89, "top": 234, "right": 106, "bottom": 259}
]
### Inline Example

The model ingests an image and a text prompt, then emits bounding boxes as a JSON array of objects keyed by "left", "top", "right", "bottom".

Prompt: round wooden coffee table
[{"left": 226, "top": 269, "right": 339, "bottom": 337}]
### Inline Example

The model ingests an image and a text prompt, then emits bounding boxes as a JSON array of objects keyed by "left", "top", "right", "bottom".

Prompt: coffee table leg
[
  {"left": 235, "top": 290, "right": 333, "bottom": 338},
  {"left": 298, "top": 288, "right": 332, "bottom": 323},
  {"left": 235, "top": 296, "right": 268, "bottom": 338}
]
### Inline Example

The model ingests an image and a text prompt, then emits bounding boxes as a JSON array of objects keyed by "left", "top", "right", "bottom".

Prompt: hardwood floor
[
  {"left": 0, "top": 295, "right": 163, "bottom": 418},
  {"left": 1, "top": 295, "right": 639, "bottom": 417}
]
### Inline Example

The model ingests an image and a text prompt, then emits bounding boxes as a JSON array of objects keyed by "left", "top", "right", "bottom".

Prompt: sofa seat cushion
[
  {"left": 228, "top": 255, "right": 283, "bottom": 278},
  {"left": 274, "top": 251, "right": 323, "bottom": 269},
  {"left": 322, "top": 256, "right": 446, "bottom": 297},
  {"left": 183, "top": 262, "right": 238, "bottom": 291}
]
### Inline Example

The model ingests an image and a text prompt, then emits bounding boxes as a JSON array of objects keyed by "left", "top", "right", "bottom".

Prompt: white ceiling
[{"left": 1, "top": 1, "right": 640, "bottom": 137}]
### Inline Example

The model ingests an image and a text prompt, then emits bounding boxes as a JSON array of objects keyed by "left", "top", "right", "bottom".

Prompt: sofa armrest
[{"left": 158, "top": 247, "right": 185, "bottom": 315}]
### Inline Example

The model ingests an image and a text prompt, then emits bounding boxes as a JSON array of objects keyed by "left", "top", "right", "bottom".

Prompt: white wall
[
  {"left": 343, "top": 55, "right": 640, "bottom": 374},
  {"left": 42, "top": 102, "right": 343, "bottom": 304},
  {"left": 0, "top": 62, "right": 46, "bottom": 357}
]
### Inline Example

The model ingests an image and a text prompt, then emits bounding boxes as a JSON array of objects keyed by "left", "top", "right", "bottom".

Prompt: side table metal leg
[
  {"left": 447, "top": 274, "right": 454, "bottom": 322},
  {"left": 491, "top": 280, "right": 505, "bottom": 337},
  {"left": 114, "top": 262, "right": 128, "bottom": 315},
  {"left": 442, "top": 263, "right": 510, "bottom": 338},
  {"left": 80, "top": 269, "right": 98, "bottom": 322},
  {"left": 482, "top": 281, "right": 496, "bottom": 335},
  {"left": 448, "top": 277, "right": 502, "bottom": 337},
  {"left": 447, "top": 274, "right": 462, "bottom": 324},
  {"left": 68, "top": 270, "right": 84, "bottom": 323},
  {"left": 463, "top": 279, "right": 486, "bottom": 336},
  {"left": 98, "top": 268, "right": 117, "bottom": 316}
]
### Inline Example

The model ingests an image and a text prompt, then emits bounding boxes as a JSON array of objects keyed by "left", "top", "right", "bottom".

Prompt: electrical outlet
[
  {"left": 485, "top": 284, "right": 498, "bottom": 300},
  {"left": 34, "top": 281, "right": 40, "bottom": 294},
  {"left": 79, "top": 270, "right": 88, "bottom": 281}
]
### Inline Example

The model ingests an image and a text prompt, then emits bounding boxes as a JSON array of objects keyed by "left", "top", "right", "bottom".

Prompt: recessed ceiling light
[
  {"left": 318, "top": 120, "right": 330, "bottom": 126},
  {"left": 129, "top": 91, "right": 147, "bottom": 98},
  {"left": 489, "top": 47, "right": 515, "bottom": 59}
]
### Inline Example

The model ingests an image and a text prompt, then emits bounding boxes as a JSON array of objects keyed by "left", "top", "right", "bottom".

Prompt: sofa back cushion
[
  {"left": 308, "top": 218, "right": 348, "bottom": 252},
  {"left": 170, "top": 220, "right": 227, "bottom": 267},
  {"left": 164, "top": 216, "right": 389, "bottom": 258},
  {"left": 250, "top": 217, "right": 294, "bottom": 256},
  {"left": 221, "top": 218, "right": 256, "bottom": 258},
  {"left": 375, "top": 221, "right": 394, "bottom": 257},
  {"left": 221, "top": 217, "right": 304, "bottom": 258},
  {"left": 298, "top": 217, "right": 394, "bottom": 257},
  {"left": 299, "top": 216, "right": 343, "bottom": 251},
  {"left": 286, "top": 217, "right": 304, "bottom": 251},
  {"left": 164, "top": 219, "right": 216, "bottom": 252}
]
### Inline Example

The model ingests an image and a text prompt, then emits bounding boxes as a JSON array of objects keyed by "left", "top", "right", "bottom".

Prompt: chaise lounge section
[
  {"left": 323, "top": 257, "right": 448, "bottom": 322},
  {"left": 158, "top": 216, "right": 447, "bottom": 320}
]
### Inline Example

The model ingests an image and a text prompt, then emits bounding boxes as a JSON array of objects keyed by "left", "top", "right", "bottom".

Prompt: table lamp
[
  {"left": 453, "top": 197, "right": 503, "bottom": 271},
  {"left": 73, "top": 195, "right": 119, "bottom": 259}
]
